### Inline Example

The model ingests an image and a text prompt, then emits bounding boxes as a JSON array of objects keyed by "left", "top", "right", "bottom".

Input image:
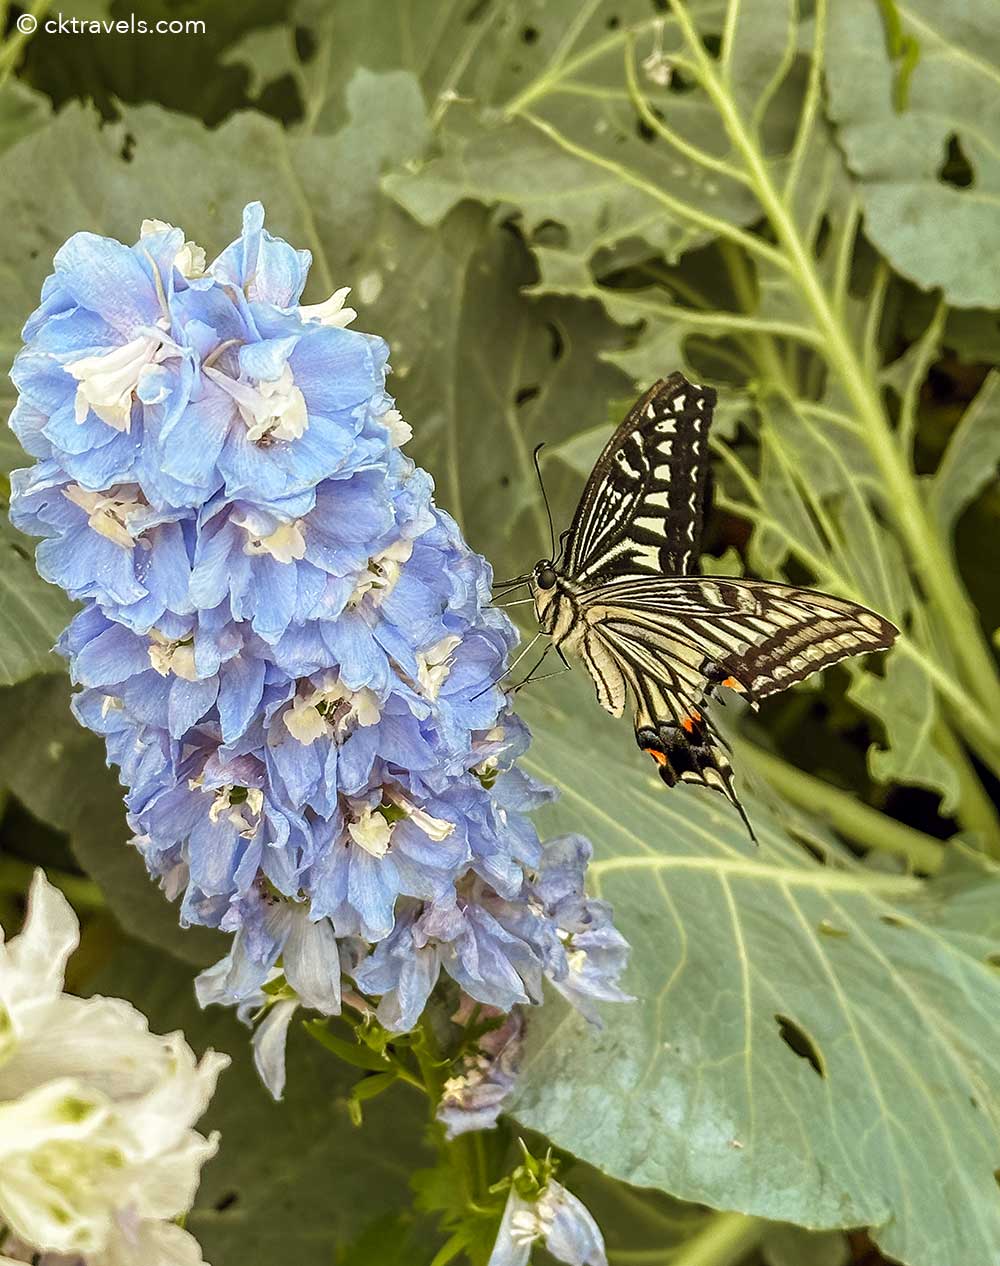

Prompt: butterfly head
[
  {"left": 533, "top": 561, "right": 558, "bottom": 591},
  {"left": 528, "top": 560, "right": 564, "bottom": 631}
]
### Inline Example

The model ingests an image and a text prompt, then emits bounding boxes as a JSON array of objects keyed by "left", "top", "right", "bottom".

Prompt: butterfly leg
[{"left": 508, "top": 643, "right": 573, "bottom": 695}]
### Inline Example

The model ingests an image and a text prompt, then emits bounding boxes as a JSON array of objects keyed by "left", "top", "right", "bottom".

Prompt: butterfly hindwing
[
  {"left": 563, "top": 374, "right": 717, "bottom": 586},
  {"left": 575, "top": 577, "right": 898, "bottom": 836}
]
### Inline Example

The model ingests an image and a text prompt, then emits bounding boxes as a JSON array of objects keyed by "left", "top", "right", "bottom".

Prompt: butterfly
[{"left": 499, "top": 373, "right": 899, "bottom": 840}]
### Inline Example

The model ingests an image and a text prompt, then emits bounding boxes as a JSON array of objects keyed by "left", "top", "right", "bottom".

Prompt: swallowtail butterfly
[{"left": 514, "top": 373, "right": 898, "bottom": 840}]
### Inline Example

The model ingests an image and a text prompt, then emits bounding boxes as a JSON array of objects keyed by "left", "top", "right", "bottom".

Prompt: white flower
[
  {"left": 282, "top": 674, "right": 381, "bottom": 746},
  {"left": 63, "top": 485, "right": 147, "bottom": 551},
  {"left": 140, "top": 218, "right": 207, "bottom": 279},
  {"left": 65, "top": 334, "right": 171, "bottom": 433},
  {"left": 0, "top": 871, "right": 228, "bottom": 1266},
  {"left": 298, "top": 286, "right": 357, "bottom": 327},
  {"left": 416, "top": 634, "right": 462, "bottom": 700},
  {"left": 488, "top": 1180, "right": 607, "bottom": 1266}
]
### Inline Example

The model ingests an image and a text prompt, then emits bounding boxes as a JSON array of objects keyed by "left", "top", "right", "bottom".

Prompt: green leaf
[
  {"left": 929, "top": 370, "right": 1000, "bottom": 536},
  {"left": 825, "top": 0, "right": 1000, "bottom": 308},
  {"left": 0, "top": 518, "right": 75, "bottom": 686},
  {"left": 761, "top": 1223, "right": 850, "bottom": 1266},
  {"left": 0, "top": 675, "right": 225, "bottom": 966},
  {"left": 513, "top": 677, "right": 1000, "bottom": 1266},
  {"left": 88, "top": 936, "right": 434, "bottom": 1266}
]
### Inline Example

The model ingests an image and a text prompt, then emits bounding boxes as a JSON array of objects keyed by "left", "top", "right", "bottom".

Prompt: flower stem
[
  {"left": 619, "top": 1211, "right": 765, "bottom": 1266},
  {"left": 735, "top": 740, "right": 943, "bottom": 873},
  {"left": 0, "top": 853, "right": 105, "bottom": 911}
]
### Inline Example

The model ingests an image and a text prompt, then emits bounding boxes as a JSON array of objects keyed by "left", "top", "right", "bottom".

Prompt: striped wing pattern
[
  {"left": 563, "top": 374, "right": 716, "bottom": 584},
  {"left": 527, "top": 373, "right": 899, "bottom": 839},
  {"left": 575, "top": 578, "right": 898, "bottom": 838}
]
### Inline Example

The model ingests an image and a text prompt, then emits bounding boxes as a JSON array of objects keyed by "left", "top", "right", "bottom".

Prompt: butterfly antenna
[{"left": 533, "top": 442, "right": 557, "bottom": 561}]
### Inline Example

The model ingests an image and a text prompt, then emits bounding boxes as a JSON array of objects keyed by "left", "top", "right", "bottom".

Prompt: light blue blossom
[
  {"left": 8, "top": 203, "right": 629, "bottom": 1102},
  {"left": 489, "top": 1179, "right": 608, "bottom": 1266}
]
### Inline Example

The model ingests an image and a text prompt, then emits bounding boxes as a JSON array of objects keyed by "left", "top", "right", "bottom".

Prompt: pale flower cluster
[{"left": 0, "top": 871, "right": 228, "bottom": 1266}]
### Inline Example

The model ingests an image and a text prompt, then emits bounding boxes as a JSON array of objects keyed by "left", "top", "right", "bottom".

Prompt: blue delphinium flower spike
[{"left": 8, "top": 203, "right": 630, "bottom": 1099}]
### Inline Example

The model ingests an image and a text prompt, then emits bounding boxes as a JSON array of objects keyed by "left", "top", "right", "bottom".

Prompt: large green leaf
[
  {"left": 88, "top": 936, "right": 435, "bottom": 1266},
  {"left": 0, "top": 675, "right": 225, "bottom": 966},
  {"left": 825, "top": 0, "right": 1000, "bottom": 308},
  {"left": 514, "top": 677, "right": 1000, "bottom": 1266},
  {"left": 0, "top": 520, "right": 75, "bottom": 686}
]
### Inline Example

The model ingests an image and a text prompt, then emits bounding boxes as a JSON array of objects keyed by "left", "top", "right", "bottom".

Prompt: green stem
[
  {"left": 657, "top": 1211, "right": 764, "bottom": 1266},
  {"left": 0, "top": 854, "right": 105, "bottom": 911},
  {"left": 932, "top": 723, "right": 1000, "bottom": 859},
  {"left": 736, "top": 740, "right": 943, "bottom": 873},
  {"left": 0, "top": 0, "right": 50, "bottom": 86},
  {"left": 668, "top": 0, "right": 1000, "bottom": 736}
]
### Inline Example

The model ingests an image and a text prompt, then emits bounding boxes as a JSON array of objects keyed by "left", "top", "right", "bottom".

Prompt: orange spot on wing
[
  {"left": 722, "top": 675, "right": 746, "bottom": 693},
  {"left": 680, "top": 716, "right": 694, "bottom": 733},
  {"left": 643, "top": 747, "right": 668, "bottom": 767}
]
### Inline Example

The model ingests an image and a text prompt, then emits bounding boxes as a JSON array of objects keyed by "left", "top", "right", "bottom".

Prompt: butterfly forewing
[{"left": 563, "top": 374, "right": 717, "bottom": 585}]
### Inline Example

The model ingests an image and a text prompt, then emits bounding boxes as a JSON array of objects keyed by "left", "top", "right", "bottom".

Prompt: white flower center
[
  {"left": 63, "top": 484, "right": 146, "bottom": 550},
  {"left": 393, "top": 793, "right": 454, "bottom": 841},
  {"left": 380, "top": 408, "right": 412, "bottom": 448},
  {"left": 298, "top": 286, "right": 357, "bottom": 327},
  {"left": 416, "top": 635, "right": 462, "bottom": 700},
  {"left": 237, "top": 363, "right": 308, "bottom": 444},
  {"left": 347, "top": 809, "right": 393, "bottom": 859},
  {"left": 147, "top": 632, "right": 198, "bottom": 681},
  {"left": 140, "top": 217, "right": 207, "bottom": 278},
  {"left": 349, "top": 538, "right": 413, "bottom": 607},
  {"left": 232, "top": 513, "right": 307, "bottom": 564},
  {"left": 282, "top": 674, "right": 381, "bottom": 746},
  {"left": 65, "top": 332, "right": 169, "bottom": 432},
  {"left": 207, "top": 786, "right": 263, "bottom": 836}
]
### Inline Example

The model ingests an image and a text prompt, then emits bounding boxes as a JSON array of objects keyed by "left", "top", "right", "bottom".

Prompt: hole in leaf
[
  {"left": 607, "top": 15, "right": 621, "bottom": 28},
  {"left": 774, "top": 1014, "right": 825, "bottom": 1078},
  {"left": 938, "top": 133, "right": 973, "bottom": 188},
  {"left": 531, "top": 219, "right": 568, "bottom": 249},
  {"left": 515, "top": 385, "right": 540, "bottom": 406},
  {"left": 521, "top": 25, "right": 539, "bottom": 43},
  {"left": 667, "top": 68, "right": 695, "bottom": 95},
  {"left": 814, "top": 214, "right": 832, "bottom": 258},
  {"left": 880, "top": 914, "right": 908, "bottom": 929},
  {"left": 985, "top": 952, "right": 1000, "bottom": 970},
  {"left": 214, "top": 1191, "right": 239, "bottom": 1212},
  {"left": 636, "top": 116, "right": 656, "bottom": 143},
  {"left": 120, "top": 132, "right": 136, "bottom": 163},
  {"left": 702, "top": 32, "right": 722, "bottom": 57},
  {"left": 971, "top": 1096, "right": 979, "bottom": 1110},
  {"left": 499, "top": 474, "right": 510, "bottom": 488},
  {"left": 464, "top": 0, "right": 490, "bottom": 22},
  {"left": 545, "top": 321, "right": 565, "bottom": 362}
]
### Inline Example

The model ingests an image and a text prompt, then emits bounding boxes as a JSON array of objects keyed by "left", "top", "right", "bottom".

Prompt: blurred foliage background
[{"left": 1, "top": 1, "right": 1000, "bottom": 1264}]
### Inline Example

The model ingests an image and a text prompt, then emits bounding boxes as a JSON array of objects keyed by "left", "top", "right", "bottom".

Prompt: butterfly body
[{"left": 520, "top": 374, "right": 898, "bottom": 839}]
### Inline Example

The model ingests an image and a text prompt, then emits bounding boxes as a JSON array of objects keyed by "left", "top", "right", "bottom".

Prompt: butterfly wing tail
[{"left": 636, "top": 715, "right": 758, "bottom": 844}]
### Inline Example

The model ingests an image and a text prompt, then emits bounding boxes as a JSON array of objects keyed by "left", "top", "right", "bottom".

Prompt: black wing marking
[
  {"left": 574, "top": 578, "right": 898, "bottom": 839},
  {"left": 560, "top": 374, "right": 717, "bottom": 586}
]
